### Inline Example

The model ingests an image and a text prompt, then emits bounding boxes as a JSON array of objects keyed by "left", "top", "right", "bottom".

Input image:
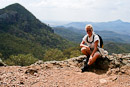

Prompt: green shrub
[
  {"left": 43, "top": 49, "right": 65, "bottom": 61},
  {"left": 5, "top": 54, "right": 38, "bottom": 66},
  {"left": 63, "top": 46, "right": 82, "bottom": 59},
  {"left": 70, "top": 50, "right": 81, "bottom": 58}
]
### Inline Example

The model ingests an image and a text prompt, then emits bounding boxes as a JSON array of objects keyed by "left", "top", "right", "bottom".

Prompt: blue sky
[{"left": 0, "top": 0, "right": 130, "bottom": 22}]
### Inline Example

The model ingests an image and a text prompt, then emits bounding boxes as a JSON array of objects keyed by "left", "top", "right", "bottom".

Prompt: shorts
[{"left": 90, "top": 48, "right": 101, "bottom": 56}]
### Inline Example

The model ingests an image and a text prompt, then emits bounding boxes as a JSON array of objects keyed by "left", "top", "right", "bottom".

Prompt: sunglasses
[{"left": 87, "top": 30, "right": 92, "bottom": 32}]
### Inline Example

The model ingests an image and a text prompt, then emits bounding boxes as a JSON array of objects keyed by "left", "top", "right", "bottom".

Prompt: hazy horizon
[{"left": 43, "top": 19, "right": 128, "bottom": 26}]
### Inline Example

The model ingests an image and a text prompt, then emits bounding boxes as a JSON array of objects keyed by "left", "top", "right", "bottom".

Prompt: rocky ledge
[
  {"left": 32, "top": 53, "right": 130, "bottom": 75},
  {"left": 0, "top": 53, "right": 130, "bottom": 87}
]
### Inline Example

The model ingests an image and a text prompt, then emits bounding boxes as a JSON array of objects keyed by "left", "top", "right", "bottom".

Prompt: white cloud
[{"left": 0, "top": 0, "right": 130, "bottom": 22}]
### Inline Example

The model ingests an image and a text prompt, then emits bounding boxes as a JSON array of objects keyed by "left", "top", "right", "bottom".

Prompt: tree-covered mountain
[
  {"left": 103, "top": 42, "right": 130, "bottom": 54},
  {"left": 0, "top": 3, "right": 74, "bottom": 59},
  {"left": 53, "top": 26, "right": 84, "bottom": 43}
]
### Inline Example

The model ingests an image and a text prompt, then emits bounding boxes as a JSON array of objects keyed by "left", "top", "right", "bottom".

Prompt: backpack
[{"left": 86, "top": 34, "right": 103, "bottom": 48}]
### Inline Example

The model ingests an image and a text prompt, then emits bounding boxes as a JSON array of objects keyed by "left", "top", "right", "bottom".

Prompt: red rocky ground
[{"left": 0, "top": 65, "right": 130, "bottom": 87}]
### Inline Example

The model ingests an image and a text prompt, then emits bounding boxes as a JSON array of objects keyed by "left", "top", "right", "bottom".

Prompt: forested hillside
[
  {"left": 53, "top": 26, "right": 83, "bottom": 43},
  {"left": 0, "top": 3, "right": 75, "bottom": 61}
]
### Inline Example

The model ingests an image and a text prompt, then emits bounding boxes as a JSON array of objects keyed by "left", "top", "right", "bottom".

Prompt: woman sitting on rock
[{"left": 80, "top": 24, "right": 101, "bottom": 72}]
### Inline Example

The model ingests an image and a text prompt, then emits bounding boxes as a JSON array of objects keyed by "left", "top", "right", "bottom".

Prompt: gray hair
[{"left": 85, "top": 24, "right": 93, "bottom": 31}]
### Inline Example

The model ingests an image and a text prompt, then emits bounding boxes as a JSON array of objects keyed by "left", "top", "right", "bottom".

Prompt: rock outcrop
[{"left": 31, "top": 53, "right": 130, "bottom": 75}]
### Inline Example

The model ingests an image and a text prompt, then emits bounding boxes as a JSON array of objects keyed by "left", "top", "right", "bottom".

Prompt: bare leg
[
  {"left": 88, "top": 52, "right": 101, "bottom": 65},
  {"left": 81, "top": 47, "right": 91, "bottom": 56},
  {"left": 81, "top": 47, "right": 92, "bottom": 72}
]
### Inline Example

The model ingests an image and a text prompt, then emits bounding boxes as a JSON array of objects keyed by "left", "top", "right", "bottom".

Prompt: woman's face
[{"left": 86, "top": 27, "right": 92, "bottom": 37}]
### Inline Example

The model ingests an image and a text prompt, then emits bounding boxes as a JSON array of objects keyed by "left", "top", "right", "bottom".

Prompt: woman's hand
[
  {"left": 89, "top": 55, "right": 93, "bottom": 60},
  {"left": 88, "top": 55, "right": 93, "bottom": 65}
]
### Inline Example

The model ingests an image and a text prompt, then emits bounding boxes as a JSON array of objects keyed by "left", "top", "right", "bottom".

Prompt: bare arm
[{"left": 80, "top": 40, "right": 88, "bottom": 48}]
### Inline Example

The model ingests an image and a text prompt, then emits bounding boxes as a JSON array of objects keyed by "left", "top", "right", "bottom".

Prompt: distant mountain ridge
[
  {"left": 53, "top": 26, "right": 130, "bottom": 54},
  {"left": 0, "top": 3, "right": 73, "bottom": 59},
  {"left": 63, "top": 19, "right": 130, "bottom": 35},
  {"left": 53, "top": 26, "right": 130, "bottom": 43}
]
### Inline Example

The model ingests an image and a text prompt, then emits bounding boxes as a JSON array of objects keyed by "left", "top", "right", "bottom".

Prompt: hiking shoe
[
  {"left": 81, "top": 67, "right": 86, "bottom": 72},
  {"left": 81, "top": 64, "right": 89, "bottom": 72},
  {"left": 81, "top": 55, "right": 90, "bottom": 73}
]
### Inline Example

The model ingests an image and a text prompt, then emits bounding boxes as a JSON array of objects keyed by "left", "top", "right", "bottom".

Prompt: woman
[{"left": 80, "top": 24, "right": 101, "bottom": 72}]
